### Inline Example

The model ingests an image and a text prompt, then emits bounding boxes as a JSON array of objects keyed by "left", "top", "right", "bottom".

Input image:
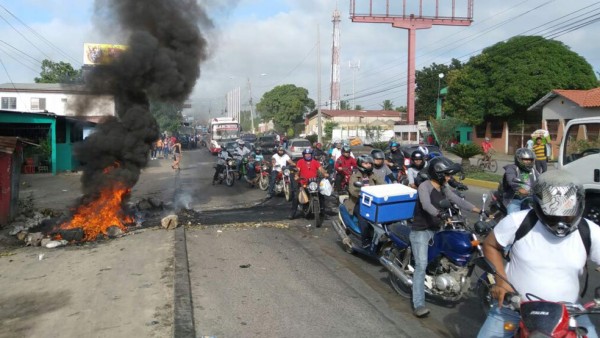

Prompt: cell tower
[
  {"left": 329, "top": 8, "right": 341, "bottom": 110},
  {"left": 350, "top": 0, "right": 474, "bottom": 124}
]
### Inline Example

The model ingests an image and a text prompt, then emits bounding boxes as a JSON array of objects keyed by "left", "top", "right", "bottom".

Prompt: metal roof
[
  {"left": 0, "top": 83, "right": 88, "bottom": 93},
  {"left": 0, "top": 136, "right": 21, "bottom": 155}
]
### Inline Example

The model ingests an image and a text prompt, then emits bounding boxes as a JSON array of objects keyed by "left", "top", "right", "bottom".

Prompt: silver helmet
[{"left": 514, "top": 148, "right": 535, "bottom": 172}]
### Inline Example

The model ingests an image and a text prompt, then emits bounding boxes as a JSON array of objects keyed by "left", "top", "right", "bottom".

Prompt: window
[
  {"left": 475, "top": 122, "right": 486, "bottom": 138},
  {"left": 1, "top": 97, "right": 16, "bottom": 109},
  {"left": 490, "top": 120, "right": 503, "bottom": 138},
  {"left": 563, "top": 122, "right": 600, "bottom": 165},
  {"left": 31, "top": 98, "right": 46, "bottom": 110},
  {"left": 546, "top": 119, "right": 559, "bottom": 140}
]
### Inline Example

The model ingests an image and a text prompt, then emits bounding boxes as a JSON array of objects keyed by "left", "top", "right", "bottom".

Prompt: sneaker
[{"left": 413, "top": 306, "right": 430, "bottom": 318}]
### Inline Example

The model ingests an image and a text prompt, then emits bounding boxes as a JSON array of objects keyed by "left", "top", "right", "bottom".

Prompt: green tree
[
  {"left": 415, "top": 59, "right": 462, "bottom": 120},
  {"left": 324, "top": 121, "right": 339, "bottom": 139},
  {"left": 150, "top": 101, "right": 183, "bottom": 133},
  {"left": 256, "top": 84, "right": 315, "bottom": 132},
  {"left": 354, "top": 104, "right": 363, "bottom": 110},
  {"left": 429, "top": 117, "right": 463, "bottom": 150},
  {"left": 35, "top": 59, "right": 82, "bottom": 83},
  {"left": 381, "top": 99, "right": 394, "bottom": 110},
  {"left": 444, "top": 36, "right": 597, "bottom": 125},
  {"left": 340, "top": 100, "right": 350, "bottom": 110}
]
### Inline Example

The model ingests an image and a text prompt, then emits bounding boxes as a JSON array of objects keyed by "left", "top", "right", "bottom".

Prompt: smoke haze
[{"left": 75, "top": 0, "right": 210, "bottom": 198}]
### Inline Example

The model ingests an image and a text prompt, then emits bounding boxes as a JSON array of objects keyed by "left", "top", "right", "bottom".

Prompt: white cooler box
[{"left": 359, "top": 184, "right": 418, "bottom": 223}]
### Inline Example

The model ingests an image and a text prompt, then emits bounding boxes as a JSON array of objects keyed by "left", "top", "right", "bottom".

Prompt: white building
[{"left": 0, "top": 83, "right": 115, "bottom": 122}]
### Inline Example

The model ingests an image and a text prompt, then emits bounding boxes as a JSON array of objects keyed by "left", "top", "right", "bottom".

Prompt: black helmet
[
  {"left": 356, "top": 154, "right": 374, "bottom": 175},
  {"left": 255, "top": 147, "right": 262, "bottom": 154},
  {"left": 370, "top": 149, "right": 385, "bottom": 168},
  {"left": 276, "top": 146, "right": 284, "bottom": 153},
  {"left": 532, "top": 171, "right": 585, "bottom": 237},
  {"left": 410, "top": 150, "right": 426, "bottom": 170},
  {"left": 302, "top": 148, "right": 313, "bottom": 155},
  {"left": 427, "top": 156, "right": 461, "bottom": 184},
  {"left": 342, "top": 145, "right": 351, "bottom": 153},
  {"left": 514, "top": 148, "right": 535, "bottom": 172}
]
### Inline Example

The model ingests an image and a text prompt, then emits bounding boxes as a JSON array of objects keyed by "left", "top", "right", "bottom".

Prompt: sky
[{"left": 0, "top": 0, "right": 599, "bottom": 122}]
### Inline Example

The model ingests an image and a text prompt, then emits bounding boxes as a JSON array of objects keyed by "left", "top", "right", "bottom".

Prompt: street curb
[
  {"left": 173, "top": 226, "right": 196, "bottom": 338},
  {"left": 462, "top": 178, "right": 499, "bottom": 190}
]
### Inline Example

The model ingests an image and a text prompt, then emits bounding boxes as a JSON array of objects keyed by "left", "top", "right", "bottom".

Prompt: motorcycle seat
[
  {"left": 389, "top": 222, "right": 411, "bottom": 243},
  {"left": 339, "top": 204, "right": 359, "bottom": 231}
]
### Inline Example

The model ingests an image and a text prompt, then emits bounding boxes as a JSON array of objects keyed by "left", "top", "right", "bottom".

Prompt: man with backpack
[
  {"left": 502, "top": 148, "right": 538, "bottom": 214},
  {"left": 477, "top": 171, "right": 600, "bottom": 338}
]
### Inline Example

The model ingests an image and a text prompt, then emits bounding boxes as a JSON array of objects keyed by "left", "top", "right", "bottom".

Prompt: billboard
[{"left": 83, "top": 43, "right": 128, "bottom": 65}]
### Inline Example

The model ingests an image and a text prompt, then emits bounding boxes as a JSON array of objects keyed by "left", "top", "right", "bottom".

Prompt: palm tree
[
  {"left": 381, "top": 100, "right": 394, "bottom": 111},
  {"left": 447, "top": 143, "right": 482, "bottom": 169}
]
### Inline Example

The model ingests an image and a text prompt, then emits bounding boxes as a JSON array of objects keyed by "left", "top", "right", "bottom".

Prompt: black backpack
[{"left": 505, "top": 210, "right": 591, "bottom": 298}]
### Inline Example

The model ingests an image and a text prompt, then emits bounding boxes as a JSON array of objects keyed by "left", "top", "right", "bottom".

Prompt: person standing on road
[
  {"left": 171, "top": 138, "right": 182, "bottom": 170},
  {"left": 502, "top": 148, "right": 538, "bottom": 215},
  {"left": 411, "top": 157, "right": 481, "bottom": 318},
  {"left": 477, "top": 171, "right": 600, "bottom": 338},
  {"left": 267, "top": 146, "right": 295, "bottom": 199},
  {"left": 532, "top": 137, "right": 548, "bottom": 173},
  {"left": 156, "top": 138, "right": 164, "bottom": 159}
]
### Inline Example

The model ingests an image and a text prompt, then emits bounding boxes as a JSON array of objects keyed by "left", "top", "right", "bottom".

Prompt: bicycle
[{"left": 477, "top": 150, "right": 498, "bottom": 173}]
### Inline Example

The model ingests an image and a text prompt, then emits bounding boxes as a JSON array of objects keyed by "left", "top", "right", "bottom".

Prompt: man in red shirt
[
  {"left": 290, "top": 148, "right": 329, "bottom": 219},
  {"left": 481, "top": 137, "right": 494, "bottom": 161},
  {"left": 334, "top": 145, "right": 357, "bottom": 193}
]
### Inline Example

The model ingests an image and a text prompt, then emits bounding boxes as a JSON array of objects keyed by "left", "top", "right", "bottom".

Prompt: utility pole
[
  {"left": 349, "top": 60, "right": 360, "bottom": 109},
  {"left": 317, "top": 24, "right": 323, "bottom": 143},
  {"left": 247, "top": 78, "right": 255, "bottom": 133},
  {"left": 329, "top": 8, "right": 341, "bottom": 110}
]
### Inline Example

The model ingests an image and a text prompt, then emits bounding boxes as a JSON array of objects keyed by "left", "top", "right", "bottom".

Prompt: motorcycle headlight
[
  {"left": 283, "top": 169, "right": 290, "bottom": 175},
  {"left": 227, "top": 159, "right": 235, "bottom": 166},
  {"left": 308, "top": 181, "right": 318, "bottom": 191},
  {"left": 262, "top": 165, "right": 268, "bottom": 171}
]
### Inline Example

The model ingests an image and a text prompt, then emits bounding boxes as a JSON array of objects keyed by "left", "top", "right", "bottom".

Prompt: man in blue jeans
[
  {"left": 410, "top": 157, "right": 481, "bottom": 317},
  {"left": 478, "top": 171, "right": 600, "bottom": 337}
]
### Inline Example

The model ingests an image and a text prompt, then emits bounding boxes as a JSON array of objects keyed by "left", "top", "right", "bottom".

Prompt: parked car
[
  {"left": 285, "top": 138, "right": 312, "bottom": 160},
  {"left": 256, "top": 135, "right": 278, "bottom": 153}
]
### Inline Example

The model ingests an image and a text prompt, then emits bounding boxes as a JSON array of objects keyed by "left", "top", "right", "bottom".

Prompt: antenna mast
[{"left": 329, "top": 7, "right": 341, "bottom": 110}]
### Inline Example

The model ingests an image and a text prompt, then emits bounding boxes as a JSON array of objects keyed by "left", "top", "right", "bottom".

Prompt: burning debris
[{"left": 55, "top": 0, "right": 210, "bottom": 242}]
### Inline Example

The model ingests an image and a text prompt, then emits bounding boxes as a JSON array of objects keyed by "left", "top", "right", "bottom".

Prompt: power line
[{"left": 0, "top": 11, "right": 51, "bottom": 60}]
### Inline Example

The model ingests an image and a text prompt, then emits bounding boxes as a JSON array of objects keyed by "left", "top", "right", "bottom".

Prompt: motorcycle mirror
[
  {"left": 473, "top": 257, "right": 496, "bottom": 275},
  {"left": 439, "top": 199, "right": 451, "bottom": 209},
  {"left": 353, "top": 181, "right": 363, "bottom": 188},
  {"left": 482, "top": 193, "right": 488, "bottom": 204},
  {"left": 459, "top": 172, "right": 466, "bottom": 180}
]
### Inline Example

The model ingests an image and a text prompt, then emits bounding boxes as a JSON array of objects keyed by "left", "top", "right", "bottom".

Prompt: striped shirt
[{"left": 532, "top": 143, "right": 547, "bottom": 161}]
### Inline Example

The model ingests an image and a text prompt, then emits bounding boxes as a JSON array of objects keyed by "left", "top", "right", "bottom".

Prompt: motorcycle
[
  {"left": 380, "top": 197, "right": 490, "bottom": 302},
  {"left": 214, "top": 155, "right": 238, "bottom": 187},
  {"left": 297, "top": 177, "right": 325, "bottom": 228},
  {"left": 489, "top": 178, "right": 533, "bottom": 221},
  {"left": 474, "top": 257, "right": 600, "bottom": 337},
  {"left": 244, "top": 158, "right": 264, "bottom": 188},
  {"left": 270, "top": 165, "right": 294, "bottom": 201},
  {"left": 331, "top": 181, "right": 404, "bottom": 257},
  {"left": 257, "top": 162, "right": 270, "bottom": 191}
]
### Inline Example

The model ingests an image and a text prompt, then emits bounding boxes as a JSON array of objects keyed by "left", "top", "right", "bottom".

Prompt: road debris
[
  {"left": 45, "top": 240, "right": 68, "bottom": 248},
  {"left": 161, "top": 215, "right": 179, "bottom": 230}
]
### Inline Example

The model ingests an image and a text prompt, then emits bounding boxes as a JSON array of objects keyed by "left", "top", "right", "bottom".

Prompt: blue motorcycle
[{"left": 379, "top": 199, "right": 490, "bottom": 302}]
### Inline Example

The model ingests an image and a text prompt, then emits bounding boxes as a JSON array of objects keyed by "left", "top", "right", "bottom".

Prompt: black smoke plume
[{"left": 75, "top": 0, "right": 210, "bottom": 199}]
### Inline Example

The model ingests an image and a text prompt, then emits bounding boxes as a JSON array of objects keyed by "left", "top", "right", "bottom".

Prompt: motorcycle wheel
[
  {"left": 225, "top": 172, "right": 235, "bottom": 186},
  {"left": 284, "top": 182, "right": 291, "bottom": 201},
  {"left": 312, "top": 197, "right": 322, "bottom": 228},
  {"left": 388, "top": 248, "right": 412, "bottom": 299},
  {"left": 258, "top": 175, "right": 269, "bottom": 191}
]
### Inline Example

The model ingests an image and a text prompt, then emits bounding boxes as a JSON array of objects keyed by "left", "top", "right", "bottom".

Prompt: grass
[{"left": 464, "top": 170, "right": 502, "bottom": 183}]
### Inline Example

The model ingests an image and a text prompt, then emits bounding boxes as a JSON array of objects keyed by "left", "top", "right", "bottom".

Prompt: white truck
[{"left": 558, "top": 117, "right": 600, "bottom": 224}]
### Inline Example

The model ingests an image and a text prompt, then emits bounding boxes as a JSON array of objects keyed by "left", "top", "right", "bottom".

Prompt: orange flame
[{"left": 60, "top": 182, "right": 133, "bottom": 241}]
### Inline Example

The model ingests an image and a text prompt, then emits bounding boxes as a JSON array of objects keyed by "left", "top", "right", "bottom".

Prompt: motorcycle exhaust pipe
[
  {"left": 380, "top": 255, "right": 413, "bottom": 287},
  {"left": 332, "top": 220, "right": 353, "bottom": 249}
]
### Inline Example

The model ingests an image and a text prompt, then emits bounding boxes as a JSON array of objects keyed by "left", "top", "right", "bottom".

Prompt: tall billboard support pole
[{"left": 350, "top": 0, "right": 473, "bottom": 125}]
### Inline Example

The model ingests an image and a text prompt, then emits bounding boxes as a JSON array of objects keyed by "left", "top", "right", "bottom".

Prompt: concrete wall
[
  {"left": 0, "top": 91, "right": 115, "bottom": 117},
  {"left": 542, "top": 97, "right": 600, "bottom": 120}
]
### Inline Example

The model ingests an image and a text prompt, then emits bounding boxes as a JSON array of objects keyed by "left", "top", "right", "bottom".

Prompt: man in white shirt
[
  {"left": 266, "top": 146, "right": 295, "bottom": 199},
  {"left": 478, "top": 171, "right": 600, "bottom": 338}
]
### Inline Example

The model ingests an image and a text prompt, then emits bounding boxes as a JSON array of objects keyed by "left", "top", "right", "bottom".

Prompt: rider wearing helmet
[
  {"left": 410, "top": 156, "right": 481, "bottom": 318},
  {"left": 347, "top": 155, "right": 384, "bottom": 247},
  {"left": 385, "top": 142, "right": 405, "bottom": 181},
  {"left": 290, "top": 148, "right": 329, "bottom": 219},
  {"left": 267, "top": 146, "right": 295, "bottom": 199},
  {"left": 312, "top": 142, "right": 325, "bottom": 159},
  {"left": 335, "top": 145, "right": 358, "bottom": 193},
  {"left": 407, "top": 150, "right": 426, "bottom": 188},
  {"left": 478, "top": 171, "right": 600, "bottom": 337},
  {"left": 245, "top": 147, "right": 264, "bottom": 186},
  {"left": 371, "top": 149, "right": 396, "bottom": 183},
  {"left": 502, "top": 148, "right": 538, "bottom": 214}
]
